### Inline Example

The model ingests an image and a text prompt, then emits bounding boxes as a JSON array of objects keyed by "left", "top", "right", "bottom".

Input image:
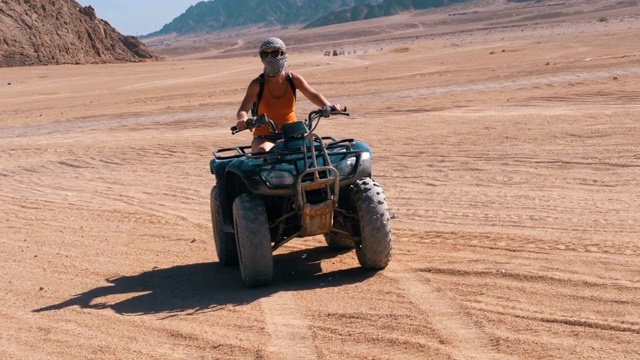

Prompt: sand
[{"left": 1, "top": 2, "right": 639, "bottom": 359}]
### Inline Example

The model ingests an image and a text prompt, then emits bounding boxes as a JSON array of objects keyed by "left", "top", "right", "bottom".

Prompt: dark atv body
[{"left": 209, "top": 108, "right": 391, "bottom": 286}]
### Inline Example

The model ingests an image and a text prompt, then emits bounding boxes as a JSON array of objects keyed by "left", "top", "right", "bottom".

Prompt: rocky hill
[{"left": 0, "top": 0, "right": 160, "bottom": 68}]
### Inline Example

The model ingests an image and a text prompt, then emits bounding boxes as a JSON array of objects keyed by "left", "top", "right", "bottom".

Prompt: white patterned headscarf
[{"left": 260, "top": 37, "right": 288, "bottom": 77}]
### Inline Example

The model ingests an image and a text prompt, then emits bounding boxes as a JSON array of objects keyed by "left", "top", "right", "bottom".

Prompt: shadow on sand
[{"left": 34, "top": 246, "right": 375, "bottom": 316}]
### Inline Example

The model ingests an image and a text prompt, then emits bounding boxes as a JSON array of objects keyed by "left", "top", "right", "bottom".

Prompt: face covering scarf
[{"left": 262, "top": 54, "right": 288, "bottom": 77}]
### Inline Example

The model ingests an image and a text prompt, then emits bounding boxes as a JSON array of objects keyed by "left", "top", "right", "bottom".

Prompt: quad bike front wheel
[
  {"left": 324, "top": 232, "right": 356, "bottom": 250},
  {"left": 210, "top": 186, "right": 238, "bottom": 266},
  {"left": 352, "top": 178, "right": 392, "bottom": 269},
  {"left": 232, "top": 193, "right": 273, "bottom": 287}
]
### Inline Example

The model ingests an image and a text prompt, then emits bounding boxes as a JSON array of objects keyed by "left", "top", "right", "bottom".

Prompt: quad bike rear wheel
[
  {"left": 232, "top": 193, "right": 273, "bottom": 286},
  {"left": 352, "top": 178, "right": 392, "bottom": 269},
  {"left": 210, "top": 186, "right": 238, "bottom": 266}
]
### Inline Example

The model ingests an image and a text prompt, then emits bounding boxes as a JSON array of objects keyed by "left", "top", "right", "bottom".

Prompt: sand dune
[{"left": 1, "top": 2, "right": 639, "bottom": 359}]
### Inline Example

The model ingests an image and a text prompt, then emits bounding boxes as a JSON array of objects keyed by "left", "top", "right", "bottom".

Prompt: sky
[{"left": 75, "top": 0, "right": 203, "bottom": 36}]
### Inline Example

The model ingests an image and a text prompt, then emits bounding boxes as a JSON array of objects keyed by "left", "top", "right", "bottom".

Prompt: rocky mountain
[
  {"left": 304, "top": 0, "right": 469, "bottom": 29},
  {"left": 146, "top": 0, "right": 385, "bottom": 36},
  {"left": 148, "top": 0, "right": 486, "bottom": 36},
  {"left": 0, "top": 0, "right": 160, "bottom": 68}
]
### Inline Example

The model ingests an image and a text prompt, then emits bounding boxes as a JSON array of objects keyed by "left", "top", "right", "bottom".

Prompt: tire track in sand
[
  {"left": 261, "top": 292, "right": 318, "bottom": 360},
  {"left": 385, "top": 262, "right": 512, "bottom": 360}
]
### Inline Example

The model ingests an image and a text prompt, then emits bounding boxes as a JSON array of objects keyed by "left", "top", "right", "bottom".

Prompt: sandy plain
[{"left": 1, "top": 1, "right": 639, "bottom": 359}]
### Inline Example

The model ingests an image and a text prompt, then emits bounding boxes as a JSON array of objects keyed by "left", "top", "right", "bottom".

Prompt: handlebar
[
  {"left": 307, "top": 106, "right": 349, "bottom": 132},
  {"left": 230, "top": 113, "right": 269, "bottom": 134},
  {"left": 230, "top": 106, "right": 349, "bottom": 135},
  {"left": 314, "top": 105, "right": 349, "bottom": 120}
]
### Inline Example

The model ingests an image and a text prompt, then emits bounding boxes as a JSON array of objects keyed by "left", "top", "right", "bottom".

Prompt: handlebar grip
[{"left": 329, "top": 105, "right": 348, "bottom": 116}]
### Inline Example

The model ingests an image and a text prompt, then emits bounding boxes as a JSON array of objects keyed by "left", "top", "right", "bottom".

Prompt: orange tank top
[{"left": 252, "top": 79, "right": 297, "bottom": 137}]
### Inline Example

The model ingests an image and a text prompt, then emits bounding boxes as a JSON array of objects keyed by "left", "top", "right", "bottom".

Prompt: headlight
[
  {"left": 260, "top": 169, "right": 295, "bottom": 187},
  {"left": 335, "top": 157, "right": 356, "bottom": 178}
]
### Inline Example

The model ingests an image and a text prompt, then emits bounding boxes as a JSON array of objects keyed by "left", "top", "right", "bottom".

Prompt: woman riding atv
[{"left": 233, "top": 37, "right": 345, "bottom": 153}]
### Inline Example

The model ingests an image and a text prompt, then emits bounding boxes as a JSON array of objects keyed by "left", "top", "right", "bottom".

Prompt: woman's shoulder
[
  {"left": 288, "top": 71, "right": 307, "bottom": 87},
  {"left": 288, "top": 70, "right": 302, "bottom": 79},
  {"left": 250, "top": 75, "right": 263, "bottom": 84}
]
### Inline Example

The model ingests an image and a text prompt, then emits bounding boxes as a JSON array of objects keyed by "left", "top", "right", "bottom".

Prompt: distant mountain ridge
[
  {"left": 305, "top": 0, "right": 470, "bottom": 29},
  {"left": 146, "top": 0, "right": 479, "bottom": 36},
  {"left": 146, "top": 0, "right": 381, "bottom": 36}
]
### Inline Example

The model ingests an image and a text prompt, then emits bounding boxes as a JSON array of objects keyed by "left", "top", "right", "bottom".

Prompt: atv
[{"left": 209, "top": 106, "right": 391, "bottom": 286}]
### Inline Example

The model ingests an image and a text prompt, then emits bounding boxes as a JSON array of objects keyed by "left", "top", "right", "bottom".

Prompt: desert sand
[{"left": 1, "top": 2, "right": 639, "bottom": 359}]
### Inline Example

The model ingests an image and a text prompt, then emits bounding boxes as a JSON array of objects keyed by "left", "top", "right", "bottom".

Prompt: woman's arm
[
  {"left": 292, "top": 72, "right": 344, "bottom": 111},
  {"left": 291, "top": 72, "right": 331, "bottom": 108},
  {"left": 235, "top": 79, "right": 260, "bottom": 130}
]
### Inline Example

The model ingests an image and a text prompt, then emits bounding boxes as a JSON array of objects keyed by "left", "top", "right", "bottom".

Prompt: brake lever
[{"left": 318, "top": 107, "right": 331, "bottom": 118}]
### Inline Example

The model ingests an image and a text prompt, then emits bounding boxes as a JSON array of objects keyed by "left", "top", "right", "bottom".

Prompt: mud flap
[
  {"left": 296, "top": 164, "right": 339, "bottom": 237},
  {"left": 300, "top": 200, "right": 334, "bottom": 237}
]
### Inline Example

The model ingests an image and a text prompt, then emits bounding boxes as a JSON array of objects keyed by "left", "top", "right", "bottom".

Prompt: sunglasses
[{"left": 260, "top": 50, "right": 285, "bottom": 59}]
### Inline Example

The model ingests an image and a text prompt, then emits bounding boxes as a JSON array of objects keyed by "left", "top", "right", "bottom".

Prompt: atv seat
[
  {"left": 271, "top": 122, "right": 319, "bottom": 152},
  {"left": 282, "top": 121, "right": 308, "bottom": 139}
]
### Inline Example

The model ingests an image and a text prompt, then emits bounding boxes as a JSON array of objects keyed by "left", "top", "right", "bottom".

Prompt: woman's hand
[
  {"left": 331, "top": 104, "right": 346, "bottom": 112},
  {"left": 331, "top": 104, "right": 345, "bottom": 112},
  {"left": 235, "top": 118, "right": 247, "bottom": 131}
]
